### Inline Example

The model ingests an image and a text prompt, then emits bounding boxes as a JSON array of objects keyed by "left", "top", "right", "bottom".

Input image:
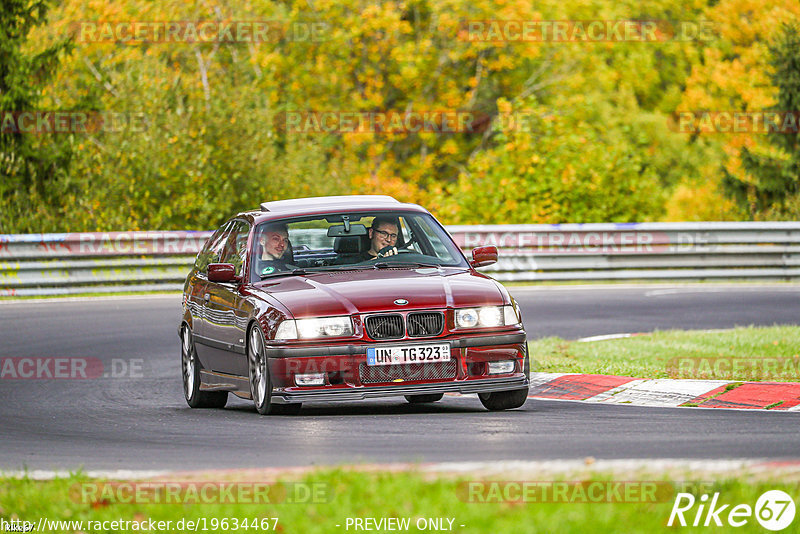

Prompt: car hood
[{"left": 251, "top": 267, "right": 506, "bottom": 318}]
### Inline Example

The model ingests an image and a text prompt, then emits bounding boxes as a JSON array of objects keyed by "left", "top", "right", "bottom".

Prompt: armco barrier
[
  {"left": 1, "top": 223, "right": 799, "bottom": 296},
  {"left": 0, "top": 232, "right": 211, "bottom": 296},
  {"left": 448, "top": 222, "right": 800, "bottom": 282}
]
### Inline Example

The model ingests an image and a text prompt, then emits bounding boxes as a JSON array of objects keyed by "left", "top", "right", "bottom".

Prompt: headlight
[
  {"left": 275, "top": 317, "right": 353, "bottom": 340},
  {"left": 478, "top": 306, "right": 503, "bottom": 327},
  {"left": 455, "top": 305, "right": 519, "bottom": 329},
  {"left": 455, "top": 309, "right": 479, "bottom": 328}
]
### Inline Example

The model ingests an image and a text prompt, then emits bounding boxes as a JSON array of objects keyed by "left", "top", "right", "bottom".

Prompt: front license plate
[{"left": 366, "top": 344, "right": 451, "bottom": 366}]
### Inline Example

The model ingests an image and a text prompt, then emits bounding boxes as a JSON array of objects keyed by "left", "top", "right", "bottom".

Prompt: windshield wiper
[
  {"left": 373, "top": 261, "right": 441, "bottom": 269},
  {"left": 259, "top": 268, "right": 307, "bottom": 279},
  {"left": 320, "top": 264, "right": 375, "bottom": 271}
]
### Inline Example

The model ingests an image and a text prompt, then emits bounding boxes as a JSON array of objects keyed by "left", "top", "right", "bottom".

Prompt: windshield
[{"left": 249, "top": 211, "right": 469, "bottom": 281}]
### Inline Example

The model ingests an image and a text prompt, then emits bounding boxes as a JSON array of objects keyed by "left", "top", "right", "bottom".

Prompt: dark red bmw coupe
[{"left": 180, "top": 195, "right": 529, "bottom": 415}]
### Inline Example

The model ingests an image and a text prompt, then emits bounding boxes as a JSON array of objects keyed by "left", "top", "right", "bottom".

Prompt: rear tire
[
  {"left": 405, "top": 393, "right": 444, "bottom": 404},
  {"left": 181, "top": 325, "right": 228, "bottom": 409},
  {"left": 478, "top": 388, "right": 528, "bottom": 411}
]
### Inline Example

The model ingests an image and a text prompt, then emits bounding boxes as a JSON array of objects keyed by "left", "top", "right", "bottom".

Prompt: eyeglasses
[{"left": 374, "top": 229, "right": 398, "bottom": 240}]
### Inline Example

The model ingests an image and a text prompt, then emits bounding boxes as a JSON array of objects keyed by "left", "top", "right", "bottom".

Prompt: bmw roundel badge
[{"left": 394, "top": 298, "right": 409, "bottom": 305}]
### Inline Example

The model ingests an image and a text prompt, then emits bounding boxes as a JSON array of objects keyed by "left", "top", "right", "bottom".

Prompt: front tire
[
  {"left": 181, "top": 325, "right": 227, "bottom": 409},
  {"left": 248, "top": 325, "right": 302, "bottom": 415},
  {"left": 478, "top": 388, "right": 528, "bottom": 411},
  {"left": 405, "top": 393, "right": 444, "bottom": 404},
  {"left": 248, "top": 325, "right": 272, "bottom": 415}
]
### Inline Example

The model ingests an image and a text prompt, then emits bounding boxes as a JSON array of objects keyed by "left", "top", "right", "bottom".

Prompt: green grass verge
[
  {"left": 1, "top": 471, "right": 798, "bottom": 533},
  {"left": 529, "top": 325, "right": 800, "bottom": 381}
]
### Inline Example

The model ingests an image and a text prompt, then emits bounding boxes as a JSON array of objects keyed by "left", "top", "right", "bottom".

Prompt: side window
[
  {"left": 220, "top": 220, "right": 250, "bottom": 276},
  {"left": 195, "top": 221, "right": 233, "bottom": 274}
]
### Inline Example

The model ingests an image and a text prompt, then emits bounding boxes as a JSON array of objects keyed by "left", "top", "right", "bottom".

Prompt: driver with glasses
[{"left": 356, "top": 215, "right": 401, "bottom": 262}]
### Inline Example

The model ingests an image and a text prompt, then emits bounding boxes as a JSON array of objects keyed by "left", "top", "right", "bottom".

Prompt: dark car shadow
[{"left": 218, "top": 395, "right": 533, "bottom": 417}]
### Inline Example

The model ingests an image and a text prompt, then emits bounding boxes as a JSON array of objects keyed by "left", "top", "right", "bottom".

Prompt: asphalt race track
[{"left": 1, "top": 284, "right": 799, "bottom": 471}]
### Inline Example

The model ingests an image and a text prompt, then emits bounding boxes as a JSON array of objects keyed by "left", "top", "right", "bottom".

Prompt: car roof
[{"left": 237, "top": 195, "right": 430, "bottom": 223}]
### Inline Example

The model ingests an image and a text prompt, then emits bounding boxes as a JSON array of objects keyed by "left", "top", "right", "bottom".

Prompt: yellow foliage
[
  {"left": 679, "top": 0, "right": 800, "bottom": 200},
  {"left": 663, "top": 176, "right": 740, "bottom": 221}
]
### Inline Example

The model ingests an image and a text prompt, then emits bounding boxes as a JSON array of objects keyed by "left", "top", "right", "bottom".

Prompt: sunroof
[{"left": 260, "top": 195, "right": 400, "bottom": 212}]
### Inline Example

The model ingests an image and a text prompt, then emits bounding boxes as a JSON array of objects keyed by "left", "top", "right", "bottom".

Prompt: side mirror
[
  {"left": 208, "top": 263, "right": 238, "bottom": 283},
  {"left": 469, "top": 246, "right": 498, "bottom": 268}
]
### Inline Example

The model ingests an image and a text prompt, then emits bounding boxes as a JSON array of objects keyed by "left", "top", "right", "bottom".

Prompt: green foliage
[
  {"left": 0, "top": 0, "right": 796, "bottom": 231},
  {"left": 434, "top": 96, "right": 668, "bottom": 223},
  {"left": 0, "top": 0, "right": 73, "bottom": 233},
  {"left": 728, "top": 22, "right": 800, "bottom": 218}
]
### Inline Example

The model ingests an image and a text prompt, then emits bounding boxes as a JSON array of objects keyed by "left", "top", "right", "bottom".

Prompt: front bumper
[{"left": 266, "top": 331, "right": 529, "bottom": 403}]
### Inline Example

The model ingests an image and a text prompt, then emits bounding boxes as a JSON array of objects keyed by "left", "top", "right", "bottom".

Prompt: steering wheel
[
  {"left": 397, "top": 234, "right": 419, "bottom": 252},
  {"left": 376, "top": 234, "right": 419, "bottom": 258}
]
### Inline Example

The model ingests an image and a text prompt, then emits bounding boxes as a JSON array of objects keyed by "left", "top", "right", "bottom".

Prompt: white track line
[{"left": 577, "top": 333, "right": 635, "bottom": 342}]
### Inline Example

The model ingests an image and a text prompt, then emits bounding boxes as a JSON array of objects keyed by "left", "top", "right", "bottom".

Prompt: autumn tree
[
  {"left": 727, "top": 22, "right": 800, "bottom": 218},
  {"left": 0, "top": 0, "right": 72, "bottom": 232},
  {"left": 670, "top": 0, "right": 800, "bottom": 221},
  {"left": 6, "top": 0, "right": 797, "bottom": 231}
]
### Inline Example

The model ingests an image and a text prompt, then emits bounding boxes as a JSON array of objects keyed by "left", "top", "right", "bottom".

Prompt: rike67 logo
[{"left": 669, "top": 490, "right": 795, "bottom": 531}]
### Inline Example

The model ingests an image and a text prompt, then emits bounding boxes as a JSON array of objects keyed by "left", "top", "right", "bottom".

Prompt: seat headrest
[{"left": 334, "top": 235, "right": 366, "bottom": 254}]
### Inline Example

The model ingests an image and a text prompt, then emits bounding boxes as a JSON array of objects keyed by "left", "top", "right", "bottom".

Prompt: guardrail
[
  {"left": 0, "top": 232, "right": 211, "bottom": 296},
  {"left": 1, "top": 223, "right": 799, "bottom": 296},
  {"left": 449, "top": 222, "right": 800, "bottom": 282}
]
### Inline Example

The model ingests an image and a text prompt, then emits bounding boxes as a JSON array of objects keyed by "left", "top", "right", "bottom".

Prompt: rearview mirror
[
  {"left": 469, "top": 246, "right": 498, "bottom": 268},
  {"left": 327, "top": 224, "right": 367, "bottom": 237}
]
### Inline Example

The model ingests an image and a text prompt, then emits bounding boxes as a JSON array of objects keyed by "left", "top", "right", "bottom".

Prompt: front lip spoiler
[{"left": 271, "top": 375, "right": 529, "bottom": 403}]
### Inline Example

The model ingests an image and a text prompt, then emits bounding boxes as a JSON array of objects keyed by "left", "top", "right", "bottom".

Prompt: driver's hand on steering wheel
[{"left": 377, "top": 245, "right": 398, "bottom": 258}]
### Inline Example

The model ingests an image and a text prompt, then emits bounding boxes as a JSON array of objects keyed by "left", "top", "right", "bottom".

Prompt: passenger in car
[{"left": 255, "top": 223, "right": 296, "bottom": 275}]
